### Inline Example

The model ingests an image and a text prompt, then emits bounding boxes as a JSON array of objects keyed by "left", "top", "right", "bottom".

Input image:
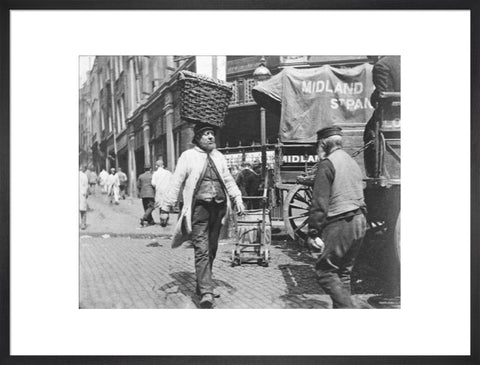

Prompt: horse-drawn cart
[
  {"left": 279, "top": 92, "right": 401, "bottom": 267},
  {"left": 221, "top": 61, "right": 401, "bottom": 271}
]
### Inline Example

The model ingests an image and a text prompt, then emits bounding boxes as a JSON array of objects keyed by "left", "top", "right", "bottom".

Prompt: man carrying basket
[{"left": 160, "top": 123, "right": 245, "bottom": 308}]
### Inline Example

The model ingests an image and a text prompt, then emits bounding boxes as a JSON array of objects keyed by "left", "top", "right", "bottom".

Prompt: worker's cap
[
  {"left": 316, "top": 126, "right": 343, "bottom": 140},
  {"left": 192, "top": 122, "right": 218, "bottom": 142}
]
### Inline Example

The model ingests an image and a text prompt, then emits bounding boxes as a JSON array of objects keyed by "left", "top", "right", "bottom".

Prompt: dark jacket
[
  {"left": 137, "top": 171, "right": 155, "bottom": 198},
  {"left": 370, "top": 56, "right": 401, "bottom": 105},
  {"left": 236, "top": 168, "right": 261, "bottom": 196}
]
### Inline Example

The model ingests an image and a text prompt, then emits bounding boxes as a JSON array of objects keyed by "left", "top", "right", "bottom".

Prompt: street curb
[
  {"left": 80, "top": 232, "right": 292, "bottom": 241},
  {"left": 80, "top": 232, "right": 172, "bottom": 239}
]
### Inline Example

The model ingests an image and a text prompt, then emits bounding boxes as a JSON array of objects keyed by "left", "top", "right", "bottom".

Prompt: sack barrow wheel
[
  {"left": 231, "top": 248, "right": 239, "bottom": 267},
  {"left": 263, "top": 248, "right": 269, "bottom": 267}
]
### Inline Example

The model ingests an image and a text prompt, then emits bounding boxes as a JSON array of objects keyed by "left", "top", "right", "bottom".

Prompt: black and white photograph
[
  {"left": 79, "top": 55, "right": 401, "bottom": 309},
  {"left": 8, "top": 8, "right": 473, "bottom": 360}
]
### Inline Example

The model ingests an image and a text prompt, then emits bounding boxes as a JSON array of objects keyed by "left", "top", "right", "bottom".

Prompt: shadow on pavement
[
  {"left": 157, "top": 271, "right": 236, "bottom": 308},
  {"left": 272, "top": 239, "right": 317, "bottom": 265},
  {"left": 279, "top": 294, "right": 330, "bottom": 309},
  {"left": 278, "top": 264, "right": 322, "bottom": 296},
  {"left": 276, "top": 232, "right": 398, "bottom": 297},
  {"left": 277, "top": 263, "right": 330, "bottom": 309},
  {"left": 352, "top": 230, "right": 400, "bottom": 297}
]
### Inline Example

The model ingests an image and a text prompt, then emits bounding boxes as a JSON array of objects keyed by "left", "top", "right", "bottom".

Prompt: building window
[
  {"left": 120, "top": 95, "right": 127, "bottom": 130},
  {"left": 115, "top": 102, "right": 121, "bottom": 132},
  {"left": 238, "top": 80, "right": 245, "bottom": 104},
  {"left": 91, "top": 110, "right": 96, "bottom": 139},
  {"left": 133, "top": 57, "right": 141, "bottom": 104},
  {"left": 108, "top": 111, "right": 113, "bottom": 133},
  {"left": 114, "top": 58, "right": 118, "bottom": 79},
  {"left": 230, "top": 80, "right": 239, "bottom": 105},
  {"left": 114, "top": 56, "right": 122, "bottom": 80},
  {"left": 142, "top": 56, "right": 151, "bottom": 96},
  {"left": 120, "top": 96, "right": 126, "bottom": 130},
  {"left": 99, "top": 69, "right": 104, "bottom": 89},
  {"left": 244, "top": 78, "right": 256, "bottom": 103},
  {"left": 116, "top": 96, "right": 126, "bottom": 131},
  {"left": 229, "top": 78, "right": 256, "bottom": 106},
  {"left": 101, "top": 110, "right": 105, "bottom": 131},
  {"left": 118, "top": 56, "right": 124, "bottom": 73}
]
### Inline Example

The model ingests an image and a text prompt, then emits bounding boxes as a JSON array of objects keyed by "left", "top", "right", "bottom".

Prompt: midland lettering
[{"left": 301, "top": 80, "right": 373, "bottom": 111}]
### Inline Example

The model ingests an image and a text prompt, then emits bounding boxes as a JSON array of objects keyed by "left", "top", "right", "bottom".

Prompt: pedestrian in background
[
  {"left": 307, "top": 126, "right": 367, "bottom": 309},
  {"left": 86, "top": 166, "right": 98, "bottom": 195},
  {"left": 151, "top": 158, "right": 172, "bottom": 227},
  {"left": 117, "top": 167, "right": 128, "bottom": 199},
  {"left": 229, "top": 164, "right": 240, "bottom": 180},
  {"left": 79, "top": 165, "right": 89, "bottom": 230},
  {"left": 106, "top": 167, "right": 120, "bottom": 204},
  {"left": 137, "top": 165, "right": 155, "bottom": 227},
  {"left": 99, "top": 168, "right": 108, "bottom": 194},
  {"left": 160, "top": 123, "right": 245, "bottom": 309}
]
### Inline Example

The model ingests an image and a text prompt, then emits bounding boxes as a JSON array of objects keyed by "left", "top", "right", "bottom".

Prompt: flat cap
[
  {"left": 316, "top": 126, "right": 343, "bottom": 140},
  {"left": 194, "top": 122, "right": 218, "bottom": 135},
  {"left": 192, "top": 122, "right": 218, "bottom": 142}
]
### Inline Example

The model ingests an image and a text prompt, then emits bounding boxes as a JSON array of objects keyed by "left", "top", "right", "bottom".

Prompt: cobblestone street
[{"left": 80, "top": 190, "right": 398, "bottom": 309}]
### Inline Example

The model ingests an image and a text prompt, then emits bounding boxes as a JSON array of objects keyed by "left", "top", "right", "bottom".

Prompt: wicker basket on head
[{"left": 177, "top": 70, "right": 233, "bottom": 127}]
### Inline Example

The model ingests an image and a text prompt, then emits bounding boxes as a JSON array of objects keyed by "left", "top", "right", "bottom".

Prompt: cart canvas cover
[{"left": 252, "top": 63, "right": 375, "bottom": 143}]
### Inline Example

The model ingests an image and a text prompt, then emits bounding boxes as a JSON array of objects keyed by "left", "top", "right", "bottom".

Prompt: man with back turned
[{"left": 307, "top": 126, "right": 367, "bottom": 308}]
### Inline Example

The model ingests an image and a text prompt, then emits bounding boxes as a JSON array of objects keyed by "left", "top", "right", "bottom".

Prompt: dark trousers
[
  {"left": 316, "top": 213, "right": 367, "bottom": 308},
  {"left": 119, "top": 184, "right": 127, "bottom": 199},
  {"left": 191, "top": 200, "right": 226, "bottom": 296},
  {"left": 142, "top": 198, "right": 155, "bottom": 223}
]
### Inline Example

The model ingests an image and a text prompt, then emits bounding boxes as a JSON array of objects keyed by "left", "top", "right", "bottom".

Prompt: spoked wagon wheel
[{"left": 283, "top": 185, "right": 312, "bottom": 242}]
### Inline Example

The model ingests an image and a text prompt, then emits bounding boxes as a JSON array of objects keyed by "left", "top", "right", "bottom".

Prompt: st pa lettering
[{"left": 330, "top": 97, "right": 373, "bottom": 111}]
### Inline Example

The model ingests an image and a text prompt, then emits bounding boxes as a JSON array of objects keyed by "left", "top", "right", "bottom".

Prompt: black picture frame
[{"left": 1, "top": 1, "right": 478, "bottom": 364}]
